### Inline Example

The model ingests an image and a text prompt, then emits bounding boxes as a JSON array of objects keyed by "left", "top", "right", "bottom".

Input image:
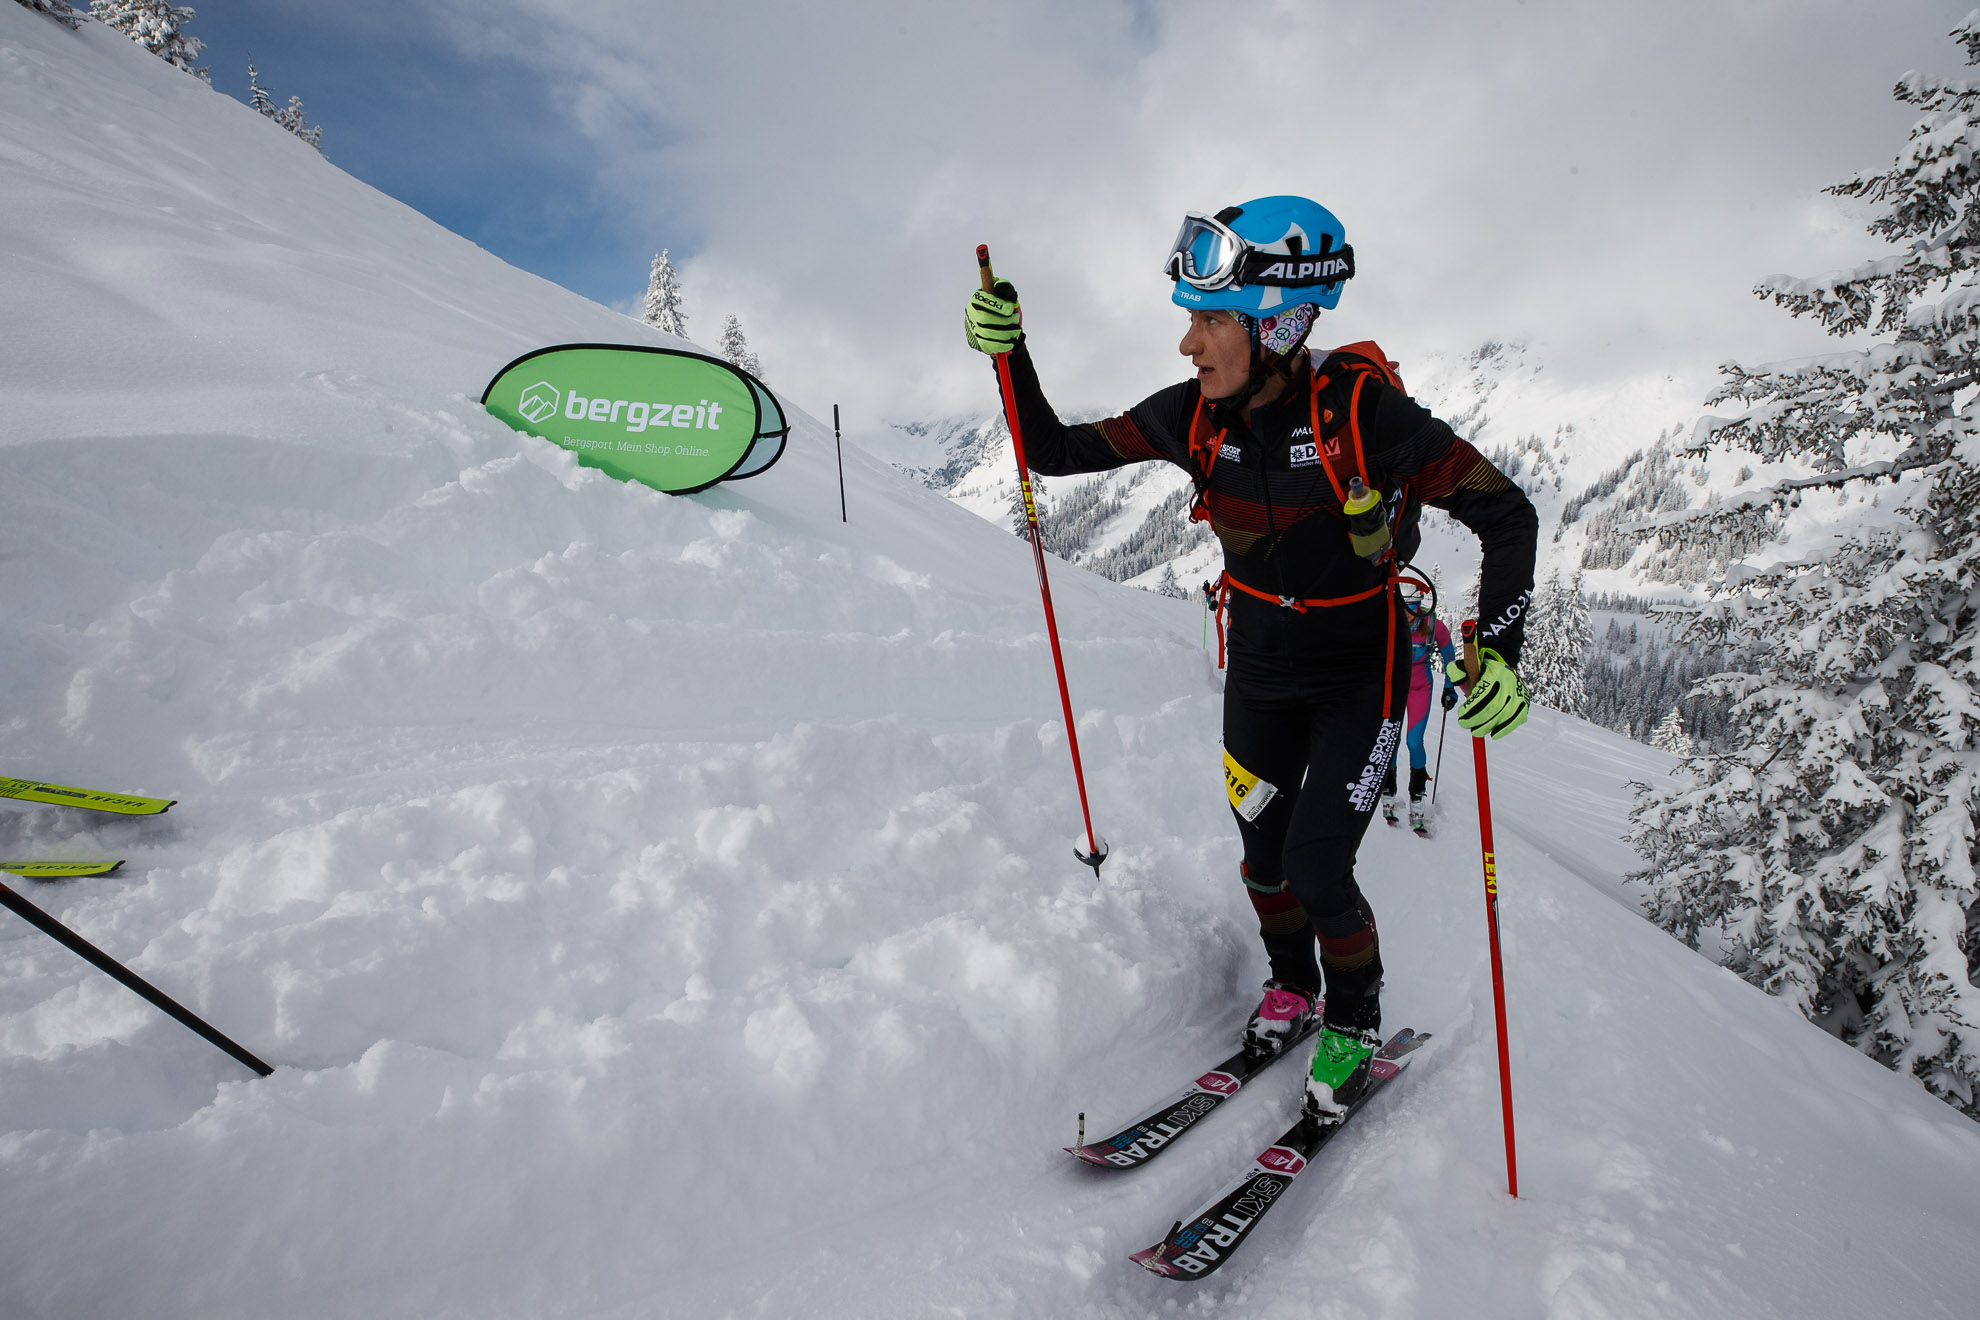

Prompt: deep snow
[{"left": 3, "top": 11, "right": 1979, "bottom": 1319}]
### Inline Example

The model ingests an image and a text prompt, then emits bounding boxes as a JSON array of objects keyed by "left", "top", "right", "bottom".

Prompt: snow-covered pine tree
[
  {"left": 241, "top": 56, "right": 319, "bottom": 148},
  {"left": 642, "top": 251, "right": 688, "bottom": 337},
  {"left": 717, "top": 314, "right": 760, "bottom": 377},
  {"left": 15, "top": 0, "right": 84, "bottom": 30},
  {"left": 1552, "top": 569, "right": 1594, "bottom": 714},
  {"left": 245, "top": 56, "right": 272, "bottom": 115},
  {"left": 90, "top": 0, "right": 208, "bottom": 82},
  {"left": 1650, "top": 706, "right": 1695, "bottom": 756},
  {"left": 1519, "top": 572, "right": 1564, "bottom": 705},
  {"left": 1520, "top": 570, "right": 1591, "bottom": 715},
  {"left": 1155, "top": 564, "right": 1186, "bottom": 599},
  {"left": 1455, "top": 566, "right": 1481, "bottom": 627},
  {"left": 1629, "top": 18, "right": 1980, "bottom": 1119},
  {"left": 270, "top": 94, "right": 322, "bottom": 150}
]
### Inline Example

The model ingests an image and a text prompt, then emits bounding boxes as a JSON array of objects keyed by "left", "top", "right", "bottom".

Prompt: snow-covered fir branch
[
  {"left": 15, "top": 0, "right": 84, "bottom": 29},
  {"left": 91, "top": 0, "right": 207, "bottom": 83}
]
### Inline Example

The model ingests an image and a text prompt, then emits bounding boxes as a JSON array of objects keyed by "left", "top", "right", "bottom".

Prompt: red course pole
[
  {"left": 1461, "top": 618, "right": 1518, "bottom": 1197},
  {"left": 977, "top": 244, "right": 1107, "bottom": 878}
]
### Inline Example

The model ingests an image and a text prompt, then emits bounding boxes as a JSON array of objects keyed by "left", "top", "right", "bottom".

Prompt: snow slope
[{"left": 3, "top": 11, "right": 1978, "bottom": 1319}]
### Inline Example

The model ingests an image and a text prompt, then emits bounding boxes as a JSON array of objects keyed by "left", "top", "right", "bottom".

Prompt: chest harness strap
[{"left": 1200, "top": 359, "right": 1424, "bottom": 721}]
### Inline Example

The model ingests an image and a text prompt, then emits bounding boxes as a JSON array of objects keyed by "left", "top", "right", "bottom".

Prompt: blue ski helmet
[{"left": 1166, "top": 196, "right": 1354, "bottom": 316}]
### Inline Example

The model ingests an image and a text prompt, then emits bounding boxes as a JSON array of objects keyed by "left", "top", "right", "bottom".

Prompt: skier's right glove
[
  {"left": 1445, "top": 647, "right": 1529, "bottom": 738},
  {"left": 1441, "top": 684, "right": 1459, "bottom": 712},
  {"left": 965, "top": 280, "right": 1022, "bottom": 355}
]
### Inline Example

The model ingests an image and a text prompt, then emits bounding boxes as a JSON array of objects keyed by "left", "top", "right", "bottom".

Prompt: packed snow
[{"left": 3, "top": 11, "right": 1978, "bottom": 1318}]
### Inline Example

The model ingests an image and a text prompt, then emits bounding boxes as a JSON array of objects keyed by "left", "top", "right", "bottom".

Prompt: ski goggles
[{"left": 1164, "top": 212, "right": 1356, "bottom": 292}]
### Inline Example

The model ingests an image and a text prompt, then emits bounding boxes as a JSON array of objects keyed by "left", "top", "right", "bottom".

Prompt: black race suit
[{"left": 1002, "top": 339, "right": 1538, "bottom": 1012}]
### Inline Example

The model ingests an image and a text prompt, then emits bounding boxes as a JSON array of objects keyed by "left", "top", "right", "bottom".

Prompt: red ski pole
[
  {"left": 1461, "top": 618, "right": 1518, "bottom": 1197},
  {"left": 977, "top": 244, "right": 1107, "bottom": 878}
]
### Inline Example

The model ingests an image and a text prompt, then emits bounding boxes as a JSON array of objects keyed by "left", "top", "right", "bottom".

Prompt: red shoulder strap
[
  {"left": 1185, "top": 396, "right": 1227, "bottom": 525},
  {"left": 1310, "top": 341, "right": 1406, "bottom": 504}
]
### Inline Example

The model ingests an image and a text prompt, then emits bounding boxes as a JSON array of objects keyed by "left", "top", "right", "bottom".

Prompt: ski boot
[
  {"left": 1407, "top": 768, "right": 1430, "bottom": 836},
  {"left": 1380, "top": 793, "right": 1400, "bottom": 826},
  {"left": 1302, "top": 992, "right": 1381, "bottom": 1125},
  {"left": 1243, "top": 980, "right": 1317, "bottom": 1058}
]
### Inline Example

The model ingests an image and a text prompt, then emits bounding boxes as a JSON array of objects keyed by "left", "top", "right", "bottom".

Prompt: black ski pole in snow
[
  {"left": 0, "top": 880, "right": 273, "bottom": 1077},
  {"left": 1432, "top": 704, "right": 1449, "bottom": 805},
  {"left": 978, "top": 243, "right": 1108, "bottom": 878},
  {"left": 833, "top": 404, "right": 848, "bottom": 523}
]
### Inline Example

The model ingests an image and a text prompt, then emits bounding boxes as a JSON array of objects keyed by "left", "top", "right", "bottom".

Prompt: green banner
[{"left": 481, "top": 344, "right": 790, "bottom": 494}]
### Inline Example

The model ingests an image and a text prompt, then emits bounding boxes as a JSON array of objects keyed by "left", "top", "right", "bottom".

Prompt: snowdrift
[{"left": 3, "top": 11, "right": 1978, "bottom": 1318}]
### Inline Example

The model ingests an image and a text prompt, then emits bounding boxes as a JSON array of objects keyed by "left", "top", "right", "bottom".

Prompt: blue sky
[
  {"left": 166, "top": 1, "right": 1980, "bottom": 429},
  {"left": 188, "top": 0, "right": 690, "bottom": 310}
]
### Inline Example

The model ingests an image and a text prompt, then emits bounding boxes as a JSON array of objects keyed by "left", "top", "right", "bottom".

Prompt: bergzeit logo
[
  {"left": 561, "top": 390, "right": 724, "bottom": 434},
  {"left": 517, "top": 381, "right": 560, "bottom": 425}
]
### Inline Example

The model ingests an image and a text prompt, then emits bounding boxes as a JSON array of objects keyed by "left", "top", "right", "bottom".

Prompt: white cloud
[{"left": 419, "top": 0, "right": 1972, "bottom": 433}]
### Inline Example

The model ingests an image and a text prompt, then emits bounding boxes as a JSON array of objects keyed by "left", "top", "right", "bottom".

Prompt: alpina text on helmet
[{"left": 1253, "top": 258, "right": 1352, "bottom": 282}]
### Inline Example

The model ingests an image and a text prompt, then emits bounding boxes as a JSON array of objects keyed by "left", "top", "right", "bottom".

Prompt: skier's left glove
[
  {"left": 1444, "top": 648, "right": 1529, "bottom": 738},
  {"left": 965, "top": 280, "right": 1023, "bottom": 355},
  {"left": 1441, "top": 684, "right": 1460, "bottom": 712}
]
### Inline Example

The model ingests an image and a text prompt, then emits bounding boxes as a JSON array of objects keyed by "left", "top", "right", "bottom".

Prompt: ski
[
  {"left": 0, "top": 778, "right": 174, "bottom": 816},
  {"left": 1, "top": 860, "right": 125, "bottom": 878},
  {"left": 1129, "top": 1029, "right": 1430, "bottom": 1280},
  {"left": 1067, "top": 1018, "right": 1321, "bottom": 1169}
]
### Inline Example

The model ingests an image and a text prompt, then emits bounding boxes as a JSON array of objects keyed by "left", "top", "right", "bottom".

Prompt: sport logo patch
[
  {"left": 1346, "top": 719, "right": 1402, "bottom": 813},
  {"left": 1481, "top": 589, "right": 1531, "bottom": 640},
  {"left": 1290, "top": 441, "right": 1320, "bottom": 468},
  {"left": 1196, "top": 1070, "right": 1241, "bottom": 1096},
  {"left": 1257, "top": 1146, "right": 1307, "bottom": 1175},
  {"left": 1219, "top": 442, "right": 1243, "bottom": 462}
]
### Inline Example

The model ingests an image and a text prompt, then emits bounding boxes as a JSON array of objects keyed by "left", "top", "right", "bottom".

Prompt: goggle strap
[{"left": 1234, "top": 242, "right": 1355, "bottom": 289}]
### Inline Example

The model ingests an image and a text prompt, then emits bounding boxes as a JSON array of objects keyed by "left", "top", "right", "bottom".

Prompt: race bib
[{"left": 1223, "top": 750, "right": 1279, "bottom": 823}]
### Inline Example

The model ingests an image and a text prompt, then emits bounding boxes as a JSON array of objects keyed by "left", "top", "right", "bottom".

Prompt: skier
[
  {"left": 1379, "top": 592, "right": 1456, "bottom": 834},
  {"left": 964, "top": 197, "right": 1536, "bottom": 1124}
]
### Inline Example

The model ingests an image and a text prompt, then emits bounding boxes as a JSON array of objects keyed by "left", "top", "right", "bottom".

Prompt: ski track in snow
[{"left": 3, "top": 10, "right": 1980, "bottom": 1319}]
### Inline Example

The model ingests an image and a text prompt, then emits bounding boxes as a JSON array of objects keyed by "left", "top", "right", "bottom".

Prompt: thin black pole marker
[
  {"left": 0, "top": 881, "right": 273, "bottom": 1077},
  {"left": 978, "top": 243, "right": 1107, "bottom": 878},
  {"left": 1432, "top": 703, "right": 1450, "bottom": 805},
  {"left": 833, "top": 403, "right": 848, "bottom": 523}
]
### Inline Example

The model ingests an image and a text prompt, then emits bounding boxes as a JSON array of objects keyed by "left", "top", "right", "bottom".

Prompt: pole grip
[
  {"left": 977, "top": 244, "right": 996, "bottom": 293},
  {"left": 1460, "top": 617, "right": 1482, "bottom": 688}
]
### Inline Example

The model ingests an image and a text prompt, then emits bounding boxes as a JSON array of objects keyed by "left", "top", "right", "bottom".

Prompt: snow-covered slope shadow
[{"left": 1, "top": 10, "right": 1976, "bottom": 1320}]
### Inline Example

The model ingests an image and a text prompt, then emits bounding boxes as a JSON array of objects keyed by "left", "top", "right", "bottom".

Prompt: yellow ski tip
[
  {"left": 1, "top": 860, "right": 126, "bottom": 878},
  {"left": 0, "top": 778, "right": 175, "bottom": 815}
]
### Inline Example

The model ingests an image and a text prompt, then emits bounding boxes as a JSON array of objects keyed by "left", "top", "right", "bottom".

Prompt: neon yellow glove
[
  {"left": 1444, "top": 647, "right": 1530, "bottom": 738},
  {"left": 964, "top": 280, "right": 1022, "bottom": 355}
]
